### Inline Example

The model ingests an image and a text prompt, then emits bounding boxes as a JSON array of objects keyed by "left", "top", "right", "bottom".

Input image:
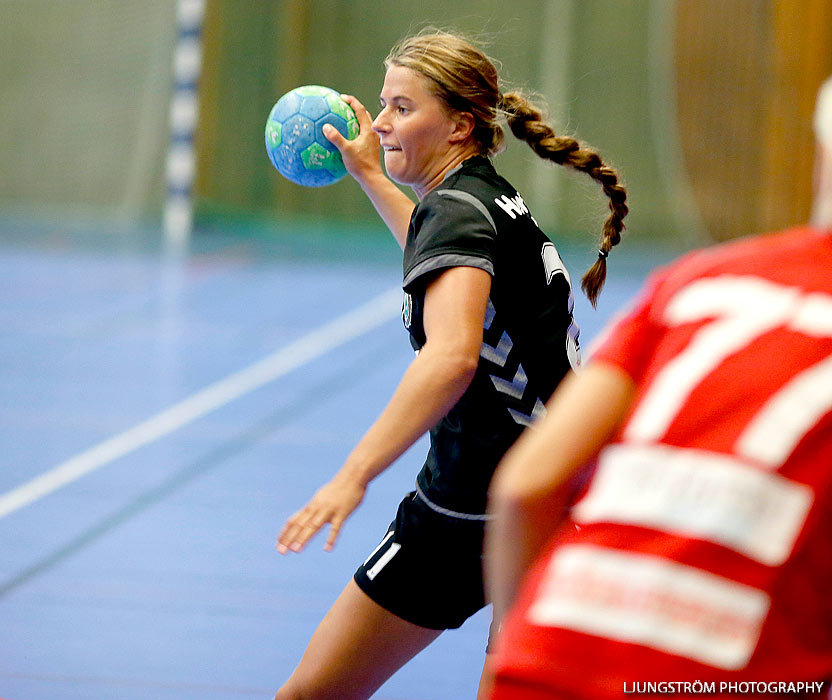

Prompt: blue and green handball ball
[{"left": 265, "top": 85, "right": 359, "bottom": 187}]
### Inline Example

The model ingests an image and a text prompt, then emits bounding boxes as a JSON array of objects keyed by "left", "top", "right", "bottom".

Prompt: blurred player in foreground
[
  {"left": 275, "top": 29, "right": 627, "bottom": 700},
  {"left": 482, "top": 75, "right": 832, "bottom": 699}
]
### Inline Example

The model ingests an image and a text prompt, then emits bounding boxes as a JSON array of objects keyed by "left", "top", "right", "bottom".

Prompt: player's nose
[{"left": 372, "top": 106, "right": 391, "bottom": 134}]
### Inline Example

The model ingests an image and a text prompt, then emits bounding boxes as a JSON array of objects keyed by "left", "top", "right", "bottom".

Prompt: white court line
[{"left": 0, "top": 286, "right": 402, "bottom": 520}]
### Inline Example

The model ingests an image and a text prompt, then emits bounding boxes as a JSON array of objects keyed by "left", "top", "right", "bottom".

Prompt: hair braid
[{"left": 501, "top": 92, "right": 628, "bottom": 307}]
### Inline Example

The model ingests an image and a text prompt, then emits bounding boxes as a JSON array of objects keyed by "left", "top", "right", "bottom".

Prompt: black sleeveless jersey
[{"left": 401, "top": 155, "right": 580, "bottom": 518}]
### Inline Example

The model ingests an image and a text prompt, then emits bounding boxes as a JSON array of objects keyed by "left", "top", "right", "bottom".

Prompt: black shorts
[{"left": 353, "top": 491, "right": 488, "bottom": 630}]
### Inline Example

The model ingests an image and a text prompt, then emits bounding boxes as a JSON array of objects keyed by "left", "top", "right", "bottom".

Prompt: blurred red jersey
[{"left": 490, "top": 227, "right": 832, "bottom": 699}]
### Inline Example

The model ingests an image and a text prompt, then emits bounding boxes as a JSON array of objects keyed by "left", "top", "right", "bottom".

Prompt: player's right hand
[
  {"left": 322, "top": 94, "right": 382, "bottom": 183},
  {"left": 277, "top": 475, "right": 366, "bottom": 554}
]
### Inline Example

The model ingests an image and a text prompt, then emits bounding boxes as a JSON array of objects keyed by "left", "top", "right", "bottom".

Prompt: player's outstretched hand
[
  {"left": 277, "top": 476, "right": 366, "bottom": 554},
  {"left": 322, "top": 94, "right": 381, "bottom": 184}
]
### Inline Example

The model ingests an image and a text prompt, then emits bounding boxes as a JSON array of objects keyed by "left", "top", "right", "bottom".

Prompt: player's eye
[{"left": 396, "top": 106, "right": 409, "bottom": 115}]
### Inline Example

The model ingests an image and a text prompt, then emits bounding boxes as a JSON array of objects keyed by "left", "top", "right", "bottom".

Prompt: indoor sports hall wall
[
  {"left": 0, "top": 1, "right": 177, "bottom": 224},
  {"left": 196, "top": 0, "right": 832, "bottom": 244},
  {"left": 1, "top": 0, "right": 830, "bottom": 244},
  {"left": 198, "top": 0, "right": 698, "bottom": 243}
]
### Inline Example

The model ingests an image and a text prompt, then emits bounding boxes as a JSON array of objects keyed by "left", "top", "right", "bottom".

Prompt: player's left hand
[{"left": 277, "top": 476, "right": 366, "bottom": 554}]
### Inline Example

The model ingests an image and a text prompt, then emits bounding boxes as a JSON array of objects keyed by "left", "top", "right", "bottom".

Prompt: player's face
[{"left": 373, "top": 65, "right": 463, "bottom": 198}]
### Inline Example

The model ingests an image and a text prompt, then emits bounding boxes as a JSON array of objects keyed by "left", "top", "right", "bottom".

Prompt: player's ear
[{"left": 448, "top": 111, "right": 476, "bottom": 143}]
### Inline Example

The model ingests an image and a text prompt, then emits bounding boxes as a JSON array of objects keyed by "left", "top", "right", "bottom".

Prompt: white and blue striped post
[{"left": 164, "top": 0, "right": 206, "bottom": 246}]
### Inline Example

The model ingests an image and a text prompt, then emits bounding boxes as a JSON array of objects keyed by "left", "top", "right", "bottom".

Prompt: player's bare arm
[
  {"left": 485, "top": 362, "right": 634, "bottom": 625},
  {"left": 277, "top": 266, "right": 491, "bottom": 554}
]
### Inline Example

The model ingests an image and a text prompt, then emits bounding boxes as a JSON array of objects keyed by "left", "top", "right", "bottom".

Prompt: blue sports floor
[{"left": 0, "top": 219, "right": 674, "bottom": 700}]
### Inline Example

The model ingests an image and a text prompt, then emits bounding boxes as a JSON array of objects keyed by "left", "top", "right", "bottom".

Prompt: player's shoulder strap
[{"left": 434, "top": 188, "right": 498, "bottom": 236}]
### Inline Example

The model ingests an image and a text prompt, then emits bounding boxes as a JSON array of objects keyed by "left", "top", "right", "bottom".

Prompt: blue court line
[
  {"left": 0, "top": 286, "right": 401, "bottom": 520},
  {"left": 0, "top": 331, "right": 404, "bottom": 600}
]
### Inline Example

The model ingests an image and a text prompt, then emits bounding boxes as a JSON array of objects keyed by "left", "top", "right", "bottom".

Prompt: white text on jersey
[{"left": 494, "top": 193, "right": 530, "bottom": 219}]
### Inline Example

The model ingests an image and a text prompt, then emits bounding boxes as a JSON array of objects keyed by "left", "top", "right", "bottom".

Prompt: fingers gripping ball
[{"left": 265, "top": 85, "right": 359, "bottom": 187}]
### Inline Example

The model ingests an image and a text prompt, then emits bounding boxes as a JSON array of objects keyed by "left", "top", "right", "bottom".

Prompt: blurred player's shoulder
[{"left": 652, "top": 225, "right": 832, "bottom": 299}]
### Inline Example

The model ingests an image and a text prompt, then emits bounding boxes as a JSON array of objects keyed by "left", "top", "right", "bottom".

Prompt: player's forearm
[
  {"left": 486, "top": 427, "right": 583, "bottom": 627},
  {"left": 485, "top": 363, "right": 636, "bottom": 623},
  {"left": 339, "top": 344, "right": 476, "bottom": 487},
  {"left": 356, "top": 171, "right": 415, "bottom": 249},
  {"left": 486, "top": 490, "right": 561, "bottom": 627}
]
